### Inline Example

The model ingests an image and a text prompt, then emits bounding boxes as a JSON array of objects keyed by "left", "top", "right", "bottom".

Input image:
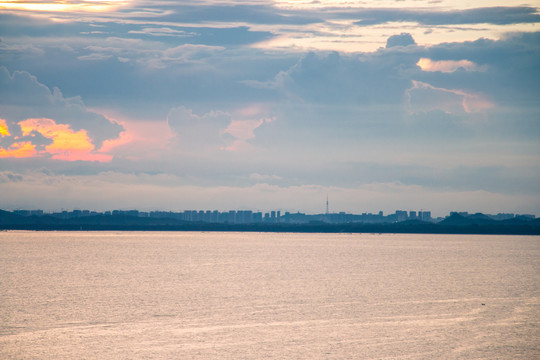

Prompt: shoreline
[{"left": 1, "top": 222, "right": 539, "bottom": 235}]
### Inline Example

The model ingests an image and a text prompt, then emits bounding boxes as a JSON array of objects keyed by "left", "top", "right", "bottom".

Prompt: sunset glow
[
  {"left": 17, "top": 118, "right": 113, "bottom": 161},
  {"left": 0, "top": 141, "right": 36, "bottom": 158},
  {"left": 0, "top": 119, "right": 9, "bottom": 136},
  {"left": 92, "top": 110, "right": 175, "bottom": 160},
  {"left": 417, "top": 58, "right": 481, "bottom": 73}
]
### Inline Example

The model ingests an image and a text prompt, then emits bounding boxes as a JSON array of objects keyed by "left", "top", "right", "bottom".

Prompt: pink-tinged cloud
[
  {"left": 417, "top": 58, "right": 482, "bottom": 73},
  {"left": 0, "top": 142, "right": 36, "bottom": 158},
  {"left": 461, "top": 94, "right": 495, "bottom": 113},
  {"left": 234, "top": 104, "right": 272, "bottom": 118},
  {"left": 222, "top": 104, "right": 275, "bottom": 152},
  {"left": 98, "top": 126, "right": 133, "bottom": 153},
  {"left": 0, "top": 119, "right": 9, "bottom": 136},
  {"left": 91, "top": 109, "right": 175, "bottom": 160},
  {"left": 224, "top": 117, "right": 275, "bottom": 152},
  {"left": 17, "top": 118, "right": 112, "bottom": 161},
  {"left": 225, "top": 119, "right": 263, "bottom": 142},
  {"left": 407, "top": 80, "right": 495, "bottom": 114},
  {"left": 98, "top": 120, "right": 174, "bottom": 160}
]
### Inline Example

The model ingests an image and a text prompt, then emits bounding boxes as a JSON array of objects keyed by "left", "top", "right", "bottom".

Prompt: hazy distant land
[{"left": 1, "top": 209, "right": 538, "bottom": 235}]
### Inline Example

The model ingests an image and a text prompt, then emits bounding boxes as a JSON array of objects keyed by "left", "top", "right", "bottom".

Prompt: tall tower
[{"left": 326, "top": 195, "right": 329, "bottom": 215}]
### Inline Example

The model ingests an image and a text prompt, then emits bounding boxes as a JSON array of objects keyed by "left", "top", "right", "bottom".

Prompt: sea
[{"left": 1, "top": 231, "right": 539, "bottom": 359}]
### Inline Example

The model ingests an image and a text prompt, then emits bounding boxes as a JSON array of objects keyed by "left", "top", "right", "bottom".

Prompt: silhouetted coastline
[{"left": 1, "top": 210, "right": 539, "bottom": 235}]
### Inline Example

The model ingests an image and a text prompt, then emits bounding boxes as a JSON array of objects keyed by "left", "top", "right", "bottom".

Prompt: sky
[{"left": 0, "top": 0, "right": 539, "bottom": 217}]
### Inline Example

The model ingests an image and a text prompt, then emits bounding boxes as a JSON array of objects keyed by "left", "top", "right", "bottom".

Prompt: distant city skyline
[
  {"left": 1, "top": 1, "right": 539, "bottom": 216},
  {"left": 5, "top": 207, "right": 537, "bottom": 222},
  {"left": 1, "top": 197, "right": 539, "bottom": 219}
]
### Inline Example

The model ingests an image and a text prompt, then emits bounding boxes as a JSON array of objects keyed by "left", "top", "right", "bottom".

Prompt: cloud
[
  {"left": 0, "top": 171, "right": 22, "bottom": 183},
  {"left": 154, "top": 4, "right": 321, "bottom": 26},
  {"left": 151, "top": 44, "right": 225, "bottom": 68},
  {"left": 77, "top": 53, "right": 113, "bottom": 61},
  {"left": 403, "top": 33, "right": 540, "bottom": 108},
  {"left": 223, "top": 117, "right": 274, "bottom": 152},
  {"left": 416, "top": 58, "right": 483, "bottom": 72},
  {"left": 0, "top": 67, "right": 123, "bottom": 161},
  {"left": 221, "top": 105, "right": 275, "bottom": 151},
  {"left": 353, "top": 6, "right": 540, "bottom": 26},
  {"left": 0, "top": 0, "right": 122, "bottom": 13},
  {"left": 0, "top": 41, "right": 45, "bottom": 57},
  {"left": 386, "top": 33, "right": 416, "bottom": 48},
  {"left": 129, "top": 25, "right": 273, "bottom": 47},
  {"left": 18, "top": 118, "right": 112, "bottom": 161},
  {"left": 0, "top": 142, "right": 36, "bottom": 158},
  {"left": 128, "top": 27, "right": 193, "bottom": 37},
  {"left": 249, "top": 173, "right": 283, "bottom": 182},
  {"left": 167, "top": 104, "right": 276, "bottom": 153},
  {"left": 0, "top": 1, "right": 538, "bottom": 215},
  {"left": 406, "top": 80, "right": 494, "bottom": 115},
  {"left": 248, "top": 50, "right": 414, "bottom": 105},
  {"left": 167, "top": 106, "right": 232, "bottom": 153},
  {"left": 75, "top": 38, "right": 226, "bottom": 69},
  {"left": 1, "top": 4, "right": 539, "bottom": 58},
  {"left": 0, "top": 118, "right": 9, "bottom": 136}
]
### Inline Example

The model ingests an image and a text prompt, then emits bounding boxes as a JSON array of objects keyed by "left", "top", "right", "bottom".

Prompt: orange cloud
[
  {"left": 18, "top": 118, "right": 112, "bottom": 161},
  {"left": 0, "top": 119, "right": 9, "bottom": 136},
  {"left": 0, "top": 142, "right": 36, "bottom": 158}
]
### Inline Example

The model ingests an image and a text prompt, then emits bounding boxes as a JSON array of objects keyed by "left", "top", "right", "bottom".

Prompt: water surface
[{"left": 1, "top": 231, "right": 539, "bottom": 359}]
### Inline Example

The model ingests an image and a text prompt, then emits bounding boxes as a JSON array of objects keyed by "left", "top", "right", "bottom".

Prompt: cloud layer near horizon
[{"left": 0, "top": 1, "right": 539, "bottom": 216}]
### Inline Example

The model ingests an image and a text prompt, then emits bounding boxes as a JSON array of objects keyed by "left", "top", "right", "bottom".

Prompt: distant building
[
  {"left": 491, "top": 213, "right": 515, "bottom": 220},
  {"left": 395, "top": 210, "right": 408, "bottom": 222},
  {"left": 253, "top": 212, "right": 263, "bottom": 223},
  {"left": 229, "top": 210, "right": 236, "bottom": 223},
  {"left": 419, "top": 211, "right": 431, "bottom": 221},
  {"left": 13, "top": 210, "right": 43, "bottom": 217}
]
